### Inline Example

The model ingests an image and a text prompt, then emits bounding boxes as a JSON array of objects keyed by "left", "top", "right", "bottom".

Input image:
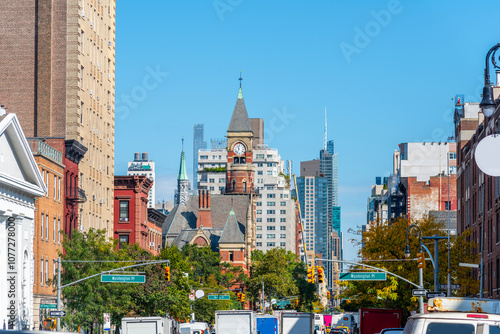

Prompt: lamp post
[
  {"left": 479, "top": 43, "right": 500, "bottom": 117},
  {"left": 422, "top": 235, "right": 448, "bottom": 293},
  {"left": 405, "top": 224, "right": 424, "bottom": 313}
]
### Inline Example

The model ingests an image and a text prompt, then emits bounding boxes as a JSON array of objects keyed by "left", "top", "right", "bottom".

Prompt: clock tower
[{"left": 226, "top": 85, "right": 254, "bottom": 194}]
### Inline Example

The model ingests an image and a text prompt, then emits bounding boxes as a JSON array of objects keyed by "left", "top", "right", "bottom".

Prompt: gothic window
[
  {"left": 232, "top": 180, "right": 236, "bottom": 191},
  {"left": 243, "top": 181, "right": 247, "bottom": 192}
]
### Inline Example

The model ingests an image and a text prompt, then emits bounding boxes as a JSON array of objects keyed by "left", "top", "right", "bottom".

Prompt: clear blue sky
[{"left": 115, "top": 0, "right": 500, "bottom": 261}]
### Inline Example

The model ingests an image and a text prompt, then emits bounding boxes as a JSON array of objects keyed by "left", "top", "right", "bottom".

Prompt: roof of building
[
  {"left": 163, "top": 194, "right": 250, "bottom": 249},
  {"left": 219, "top": 208, "right": 245, "bottom": 244},
  {"left": 227, "top": 87, "right": 253, "bottom": 133}
]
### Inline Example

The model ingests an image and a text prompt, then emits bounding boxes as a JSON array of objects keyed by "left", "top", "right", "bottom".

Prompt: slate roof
[
  {"left": 219, "top": 209, "right": 245, "bottom": 244},
  {"left": 163, "top": 194, "right": 251, "bottom": 249},
  {"left": 227, "top": 88, "right": 253, "bottom": 133}
]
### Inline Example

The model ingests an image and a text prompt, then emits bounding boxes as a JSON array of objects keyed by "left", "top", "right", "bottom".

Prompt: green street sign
[
  {"left": 40, "top": 304, "right": 57, "bottom": 309},
  {"left": 339, "top": 272, "right": 387, "bottom": 281},
  {"left": 101, "top": 275, "right": 145, "bottom": 283},
  {"left": 208, "top": 294, "right": 230, "bottom": 300},
  {"left": 276, "top": 300, "right": 291, "bottom": 306}
]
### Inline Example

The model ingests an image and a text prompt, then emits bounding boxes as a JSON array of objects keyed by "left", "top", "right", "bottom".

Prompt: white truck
[
  {"left": 215, "top": 310, "right": 257, "bottom": 334},
  {"left": 281, "top": 312, "right": 313, "bottom": 334},
  {"left": 402, "top": 297, "right": 500, "bottom": 334},
  {"left": 121, "top": 317, "right": 175, "bottom": 334}
]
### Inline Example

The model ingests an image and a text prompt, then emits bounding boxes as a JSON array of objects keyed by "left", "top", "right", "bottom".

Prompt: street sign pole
[{"left": 419, "top": 267, "right": 424, "bottom": 314}]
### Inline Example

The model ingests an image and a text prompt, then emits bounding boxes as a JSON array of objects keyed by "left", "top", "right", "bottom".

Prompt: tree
[
  {"left": 247, "top": 248, "right": 316, "bottom": 312},
  {"left": 57, "top": 229, "right": 137, "bottom": 332},
  {"left": 340, "top": 217, "right": 478, "bottom": 316}
]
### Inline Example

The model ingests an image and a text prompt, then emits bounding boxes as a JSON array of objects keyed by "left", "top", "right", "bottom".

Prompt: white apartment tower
[{"left": 127, "top": 152, "right": 156, "bottom": 208}]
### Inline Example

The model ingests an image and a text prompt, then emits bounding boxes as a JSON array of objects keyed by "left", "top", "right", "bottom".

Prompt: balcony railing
[
  {"left": 27, "top": 139, "right": 63, "bottom": 164},
  {"left": 67, "top": 187, "right": 87, "bottom": 203}
]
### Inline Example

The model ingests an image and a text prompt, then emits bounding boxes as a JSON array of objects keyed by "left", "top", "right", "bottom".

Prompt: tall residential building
[
  {"left": 296, "top": 176, "right": 329, "bottom": 255},
  {"left": 127, "top": 152, "right": 155, "bottom": 208},
  {"left": 193, "top": 124, "right": 207, "bottom": 189},
  {"left": 0, "top": 1, "right": 116, "bottom": 237}
]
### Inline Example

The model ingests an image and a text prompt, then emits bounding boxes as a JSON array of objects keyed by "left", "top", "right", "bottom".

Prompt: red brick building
[{"left": 114, "top": 175, "right": 162, "bottom": 255}]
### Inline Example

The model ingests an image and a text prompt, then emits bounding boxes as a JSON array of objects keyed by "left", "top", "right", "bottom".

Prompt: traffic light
[
  {"left": 293, "top": 299, "right": 299, "bottom": 308},
  {"left": 317, "top": 267, "right": 324, "bottom": 283},
  {"left": 327, "top": 291, "right": 331, "bottom": 299},
  {"left": 417, "top": 252, "right": 426, "bottom": 269},
  {"left": 240, "top": 293, "right": 245, "bottom": 302},
  {"left": 236, "top": 292, "right": 241, "bottom": 302},
  {"left": 307, "top": 266, "right": 315, "bottom": 283},
  {"left": 165, "top": 266, "right": 171, "bottom": 281},
  {"left": 43, "top": 318, "right": 56, "bottom": 329}
]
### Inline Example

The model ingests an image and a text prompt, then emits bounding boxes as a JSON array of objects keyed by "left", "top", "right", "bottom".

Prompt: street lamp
[
  {"left": 405, "top": 224, "right": 424, "bottom": 313},
  {"left": 479, "top": 43, "right": 500, "bottom": 117}
]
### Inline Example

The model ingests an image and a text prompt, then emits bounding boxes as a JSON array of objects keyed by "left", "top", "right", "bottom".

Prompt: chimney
[{"left": 196, "top": 190, "right": 212, "bottom": 228}]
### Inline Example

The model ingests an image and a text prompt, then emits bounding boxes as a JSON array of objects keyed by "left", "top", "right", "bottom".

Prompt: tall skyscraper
[
  {"left": 0, "top": 1, "right": 116, "bottom": 237},
  {"left": 127, "top": 152, "right": 155, "bottom": 208},
  {"left": 193, "top": 124, "right": 207, "bottom": 189}
]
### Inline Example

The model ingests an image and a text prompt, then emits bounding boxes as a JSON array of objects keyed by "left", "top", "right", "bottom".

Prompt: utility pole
[{"left": 56, "top": 257, "right": 61, "bottom": 332}]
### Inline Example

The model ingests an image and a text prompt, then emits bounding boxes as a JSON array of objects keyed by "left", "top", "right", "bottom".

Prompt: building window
[
  {"left": 445, "top": 201, "right": 451, "bottom": 211},
  {"left": 46, "top": 172, "right": 50, "bottom": 197},
  {"left": 57, "top": 219, "right": 61, "bottom": 243},
  {"left": 280, "top": 201, "right": 286, "bottom": 206},
  {"left": 256, "top": 218, "right": 262, "bottom": 222},
  {"left": 267, "top": 210, "right": 275, "bottom": 214},
  {"left": 41, "top": 213, "right": 44, "bottom": 239},
  {"left": 119, "top": 201, "right": 129, "bottom": 221},
  {"left": 280, "top": 218, "right": 286, "bottom": 223},
  {"left": 267, "top": 194, "right": 276, "bottom": 198},
  {"left": 229, "top": 251, "right": 234, "bottom": 261},
  {"left": 45, "top": 214, "right": 49, "bottom": 240},
  {"left": 267, "top": 171, "right": 273, "bottom": 175},
  {"left": 119, "top": 235, "right": 129, "bottom": 249},
  {"left": 256, "top": 242, "right": 262, "bottom": 247},
  {"left": 280, "top": 234, "right": 286, "bottom": 239},
  {"left": 280, "top": 226, "right": 286, "bottom": 230},
  {"left": 267, "top": 242, "right": 275, "bottom": 247},
  {"left": 280, "top": 242, "right": 286, "bottom": 247},
  {"left": 257, "top": 234, "right": 262, "bottom": 239},
  {"left": 256, "top": 154, "right": 264, "bottom": 159},
  {"left": 40, "top": 259, "right": 43, "bottom": 285},
  {"left": 258, "top": 171, "right": 263, "bottom": 175},
  {"left": 54, "top": 175, "right": 57, "bottom": 199},
  {"left": 256, "top": 226, "right": 262, "bottom": 230},
  {"left": 45, "top": 260, "right": 48, "bottom": 285},
  {"left": 53, "top": 217, "right": 56, "bottom": 242},
  {"left": 267, "top": 218, "right": 276, "bottom": 222},
  {"left": 280, "top": 210, "right": 286, "bottom": 214},
  {"left": 256, "top": 202, "right": 262, "bottom": 206},
  {"left": 267, "top": 234, "right": 275, "bottom": 239},
  {"left": 267, "top": 226, "right": 276, "bottom": 231},
  {"left": 256, "top": 210, "right": 262, "bottom": 214},
  {"left": 209, "top": 179, "right": 215, "bottom": 183},
  {"left": 267, "top": 202, "right": 275, "bottom": 206}
]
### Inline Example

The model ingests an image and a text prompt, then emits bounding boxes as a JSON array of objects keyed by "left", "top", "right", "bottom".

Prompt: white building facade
[
  {"left": 0, "top": 114, "right": 46, "bottom": 330},
  {"left": 127, "top": 152, "right": 155, "bottom": 208}
]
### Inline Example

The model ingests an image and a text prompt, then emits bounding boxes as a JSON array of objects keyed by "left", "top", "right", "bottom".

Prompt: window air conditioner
[
  {"left": 99, "top": 199, "right": 104, "bottom": 204},
  {"left": 107, "top": 104, "right": 111, "bottom": 110},
  {"left": 108, "top": 40, "right": 113, "bottom": 46},
  {"left": 150, "top": 242, "right": 155, "bottom": 247},
  {"left": 81, "top": 10, "right": 86, "bottom": 18},
  {"left": 90, "top": 89, "right": 93, "bottom": 96}
]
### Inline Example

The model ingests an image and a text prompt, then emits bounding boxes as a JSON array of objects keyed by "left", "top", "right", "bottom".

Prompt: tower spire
[
  {"left": 324, "top": 107, "right": 327, "bottom": 151},
  {"left": 239, "top": 71, "right": 243, "bottom": 88}
]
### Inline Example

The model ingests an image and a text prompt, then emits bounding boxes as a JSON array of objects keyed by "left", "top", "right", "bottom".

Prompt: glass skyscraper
[{"left": 193, "top": 124, "right": 207, "bottom": 189}]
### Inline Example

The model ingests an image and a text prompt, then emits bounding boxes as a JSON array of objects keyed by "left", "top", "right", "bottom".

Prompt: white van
[{"left": 178, "top": 322, "right": 211, "bottom": 334}]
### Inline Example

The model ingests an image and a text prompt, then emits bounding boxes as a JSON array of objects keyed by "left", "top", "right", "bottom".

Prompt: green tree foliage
[
  {"left": 247, "top": 248, "right": 317, "bottom": 312},
  {"left": 340, "top": 218, "right": 478, "bottom": 315}
]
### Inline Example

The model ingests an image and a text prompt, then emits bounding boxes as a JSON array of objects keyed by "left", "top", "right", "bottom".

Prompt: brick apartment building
[
  {"left": 455, "top": 95, "right": 500, "bottom": 297},
  {"left": 0, "top": 0, "right": 116, "bottom": 238},
  {"left": 114, "top": 175, "right": 162, "bottom": 256}
]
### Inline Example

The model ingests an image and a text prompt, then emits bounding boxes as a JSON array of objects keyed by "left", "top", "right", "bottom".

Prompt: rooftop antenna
[
  {"left": 323, "top": 107, "right": 327, "bottom": 151},
  {"left": 239, "top": 71, "right": 243, "bottom": 88},
  {"left": 181, "top": 137, "right": 184, "bottom": 152}
]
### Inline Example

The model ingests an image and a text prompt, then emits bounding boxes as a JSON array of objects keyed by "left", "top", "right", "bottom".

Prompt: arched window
[
  {"left": 234, "top": 157, "right": 239, "bottom": 164},
  {"left": 232, "top": 179, "right": 236, "bottom": 191},
  {"left": 243, "top": 181, "right": 247, "bottom": 193}
]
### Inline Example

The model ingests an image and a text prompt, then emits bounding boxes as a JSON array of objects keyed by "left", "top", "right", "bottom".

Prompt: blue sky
[{"left": 115, "top": 0, "right": 500, "bottom": 261}]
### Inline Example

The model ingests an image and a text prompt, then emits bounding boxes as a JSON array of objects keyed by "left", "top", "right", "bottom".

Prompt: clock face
[{"left": 234, "top": 143, "right": 246, "bottom": 155}]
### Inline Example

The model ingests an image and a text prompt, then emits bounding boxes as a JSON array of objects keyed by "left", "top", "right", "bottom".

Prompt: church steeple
[
  {"left": 226, "top": 78, "right": 255, "bottom": 195},
  {"left": 175, "top": 139, "right": 190, "bottom": 206}
]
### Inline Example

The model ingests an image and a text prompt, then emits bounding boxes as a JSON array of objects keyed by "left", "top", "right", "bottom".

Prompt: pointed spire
[
  {"left": 219, "top": 207, "right": 245, "bottom": 244},
  {"left": 228, "top": 76, "right": 252, "bottom": 133},
  {"left": 178, "top": 139, "right": 189, "bottom": 181}
]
